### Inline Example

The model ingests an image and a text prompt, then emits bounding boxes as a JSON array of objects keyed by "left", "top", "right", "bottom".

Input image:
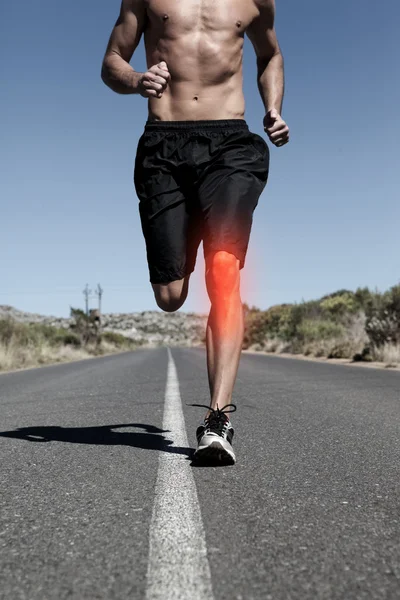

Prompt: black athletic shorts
[{"left": 134, "top": 119, "right": 269, "bottom": 284}]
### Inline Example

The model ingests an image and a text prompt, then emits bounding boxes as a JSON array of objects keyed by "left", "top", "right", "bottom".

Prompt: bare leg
[
  {"left": 205, "top": 251, "right": 244, "bottom": 412},
  {"left": 152, "top": 275, "right": 190, "bottom": 312}
]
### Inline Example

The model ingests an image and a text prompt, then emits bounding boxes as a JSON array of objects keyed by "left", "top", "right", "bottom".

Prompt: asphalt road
[{"left": 1, "top": 348, "right": 399, "bottom": 600}]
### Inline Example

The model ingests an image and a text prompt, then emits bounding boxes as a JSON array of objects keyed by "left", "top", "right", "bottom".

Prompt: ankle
[{"left": 204, "top": 405, "right": 231, "bottom": 421}]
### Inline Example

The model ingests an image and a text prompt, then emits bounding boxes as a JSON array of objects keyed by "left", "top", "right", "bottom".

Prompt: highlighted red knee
[{"left": 206, "top": 251, "right": 240, "bottom": 300}]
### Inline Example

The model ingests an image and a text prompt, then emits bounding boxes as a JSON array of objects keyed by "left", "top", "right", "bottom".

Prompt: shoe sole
[{"left": 194, "top": 440, "right": 236, "bottom": 466}]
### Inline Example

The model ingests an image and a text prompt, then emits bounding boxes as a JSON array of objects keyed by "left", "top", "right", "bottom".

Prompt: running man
[{"left": 101, "top": 0, "right": 289, "bottom": 465}]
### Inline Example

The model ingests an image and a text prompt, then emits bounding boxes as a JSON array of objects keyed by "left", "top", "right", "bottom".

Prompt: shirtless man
[{"left": 101, "top": 0, "right": 289, "bottom": 465}]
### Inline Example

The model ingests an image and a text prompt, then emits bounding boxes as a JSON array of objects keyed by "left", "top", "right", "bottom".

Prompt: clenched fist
[
  {"left": 264, "top": 109, "right": 290, "bottom": 147},
  {"left": 138, "top": 62, "right": 170, "bottom": 98}
]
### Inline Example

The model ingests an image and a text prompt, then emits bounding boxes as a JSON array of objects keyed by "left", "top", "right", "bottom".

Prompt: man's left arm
[{"left": 247, "top": 0, "right": 289, "bottom": 147}]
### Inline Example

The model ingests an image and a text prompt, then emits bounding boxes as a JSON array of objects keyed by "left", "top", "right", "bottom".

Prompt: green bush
[
  {"left": 320, "top": 293, "right": 357, "bottom": 316},
  {"left": 296, "top": 319, "right": 344, "bottom": 343},
  {"left": 1, "top": 319, "right": 59, "bottom": 347},
  {"left": 283, "top": 301, "right": 324, "bottom": 340},
  {"left": 242, "top": 286, "right": 383, "bottom": 359},
  {"left": 55, "top": 332, "right": 82, "bottom": 347},
  {"left": 243, "top": 304, "right": 292, "bottom": 348},
  {"left": 0, "top": 319, "right": 22, "bottom": 346},
  {"left": 101, "top": 331, "right": 136, "bottom": 348},
  {"left": 354, "top": 287, "right": 378, "bottom": 311},
  {"left": 0, "top": 319, "right": 85, "bottom": 349},
  {"left": 365, "top": 285, "right": 400, "bottom": 348}
]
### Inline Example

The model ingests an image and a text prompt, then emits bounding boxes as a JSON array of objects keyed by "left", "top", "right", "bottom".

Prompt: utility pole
[
  {"left": 96, "top": 284, "right": 104, "bottom": 315},
  {"left": 83, "top": 284, "right": 92, "bottom": 317}
]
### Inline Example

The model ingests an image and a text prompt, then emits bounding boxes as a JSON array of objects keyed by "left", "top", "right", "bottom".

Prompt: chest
[{"left": 146, "top": 0, "right": 255, "bottom": 34}]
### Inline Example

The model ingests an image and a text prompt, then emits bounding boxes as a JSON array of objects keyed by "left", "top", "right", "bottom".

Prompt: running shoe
[{"left": 190, "top": 403, "right": 237, "bottom": 465}]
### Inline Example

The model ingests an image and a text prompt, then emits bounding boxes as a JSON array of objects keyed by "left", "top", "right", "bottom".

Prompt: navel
[
  {"left": 163, "top": 14, "right": 169, "bottom": 21},
  {"left": 236, "top": 20, "right": 242, "bottom": 28},
  {"left": 193, "top": 96, "right": 199, "bottom": 101}
]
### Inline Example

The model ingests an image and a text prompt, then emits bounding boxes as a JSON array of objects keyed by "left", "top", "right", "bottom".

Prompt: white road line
[{"left": 145, "top": 348, "right": 214, "bottom": 600}]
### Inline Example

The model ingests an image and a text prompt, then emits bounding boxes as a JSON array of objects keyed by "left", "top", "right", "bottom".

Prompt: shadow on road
[{"left": 0, "top": 423, "right": 193, "bottom": 458}]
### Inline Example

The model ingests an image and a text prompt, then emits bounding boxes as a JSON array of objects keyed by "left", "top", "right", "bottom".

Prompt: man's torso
[{"left": 143, "top": 0, "right": 260, "bottom": 121}]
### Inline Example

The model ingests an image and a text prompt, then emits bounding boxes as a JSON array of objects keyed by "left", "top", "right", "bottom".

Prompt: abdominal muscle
[{"left": 144, "top": 29, "right": 246, "bottom": 121}]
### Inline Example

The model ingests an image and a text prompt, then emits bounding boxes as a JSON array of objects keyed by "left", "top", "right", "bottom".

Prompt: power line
[{"left": 0, "top": 285, "right": 142, "bottom": 296}]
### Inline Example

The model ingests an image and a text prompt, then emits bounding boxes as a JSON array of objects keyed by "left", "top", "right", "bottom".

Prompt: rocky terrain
[{"left": 0, "top": 306, "right": 207, "bottom": 347}]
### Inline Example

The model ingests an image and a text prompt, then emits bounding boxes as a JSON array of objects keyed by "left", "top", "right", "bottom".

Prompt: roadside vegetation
[
  {"left": 243, "top": 284, "right": 400, "bottom": 368},
  {"left": 0, "top": 308, "right": 138, "bottom": 372},
  {"left": 2, "top": 285, "right": 400, "bottom": 372}
]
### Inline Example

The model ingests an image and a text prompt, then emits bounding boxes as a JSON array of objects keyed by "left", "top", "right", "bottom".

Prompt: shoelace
[{"left": 188, "top": 403, "right": 237, "bottom": 434}]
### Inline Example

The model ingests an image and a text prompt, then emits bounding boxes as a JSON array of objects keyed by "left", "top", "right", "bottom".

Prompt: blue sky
[{"left": 1, "top": 0, "right": 399, "bottom": 317}]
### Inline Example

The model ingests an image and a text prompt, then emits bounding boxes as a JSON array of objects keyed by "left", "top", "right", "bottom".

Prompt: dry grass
[
  {"left": 248, "top": 338, "right": 290, "bottom": 354},
  {"left": 0, "top": 340, "right": 139, "bottom": 373},
  {"left": 372, "top": 343, "right": 400, "bottom": 367},
  {"left": 0, "top": 318, "right": 139, "bottom": 373},
  {"left": 0, "top": 341, "right": 91, "bottom": 372},
  {"left": 264, "top": 339, "right": 291, "bottom": 354}
]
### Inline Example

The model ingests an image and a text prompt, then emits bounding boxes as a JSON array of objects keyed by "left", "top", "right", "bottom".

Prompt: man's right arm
[
  {"left": 101, "top": 0, "right": 146, "bottom": 94},
  {"left": 101, "top": 0, "right": 170, "bottom": 96}
]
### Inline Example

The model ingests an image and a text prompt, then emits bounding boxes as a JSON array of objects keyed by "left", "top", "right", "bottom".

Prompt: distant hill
[{"left": 0, "top": 306, "right": 207, "bottom": 347}]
